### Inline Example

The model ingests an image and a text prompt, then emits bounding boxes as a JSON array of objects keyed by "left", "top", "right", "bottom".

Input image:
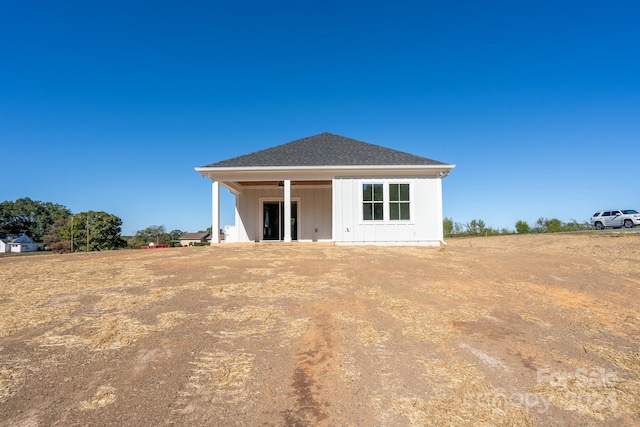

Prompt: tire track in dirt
[{"left": 282, "top": 313, "right": 334, "bottom": 426}]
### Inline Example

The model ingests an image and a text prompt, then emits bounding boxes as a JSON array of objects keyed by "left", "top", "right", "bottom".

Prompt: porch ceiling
[
  {"left": 238, "top": 180, "right": 332, "bottom": 187},
  {"left": 220, "top": 179, "right": 332, "bottom": 194}
]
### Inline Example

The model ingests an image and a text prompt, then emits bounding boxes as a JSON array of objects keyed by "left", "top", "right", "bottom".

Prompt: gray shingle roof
[
  {"left": 201, "top": 132, "right": 448, "bottom": 168},
  {"left": 0, "top": 233, "right": 30, "bottom": 243}
]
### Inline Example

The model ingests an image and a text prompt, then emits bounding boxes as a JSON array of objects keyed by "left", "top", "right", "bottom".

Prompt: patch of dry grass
[
  {"left": 34, "top": 311, "right": 191, "bottom": 350},
  {"left": 0, "top": 301, "right": 81, "bottom": 338},
  {"left": 281, "top": 317, "right": 312, "bottom": 339},
  {"left": 208, "top": 305, "right": 282, "bottom": 338},
  {"left": 191, "top": 351, "right": 255, "bottom": 389},
  {"left": 519, "top": 313, "right": 552, "bottom": 328},
  {"left": 390, "top": 358, "right": 535, "bottom": 426},
  {"left": 521, "top": 341, "right": 640, "bottom": 421},
  {"left": 79, "top": 386, "right": 117, "bottom": 410},
  {"left": 334, "top": 311, "right": 389, "bottom": 347},
  {"left": 358, "top": 286, "right": 490, "bottom": 344},
  {"left": 244, "top": 268, "right": 274, "bottom": 276},
  {"left": 207, "top": 305, "right": 311, "bottom": 345},
  {"left": 93, "top": 287, "right": 178, "bottom": 311},
  {"left": 0, "top": 253, "right": 171, "bottom": 339},
  {"left": 210, "top": 271, "right": 329, "bottom": 301},
  {"left": 0, "top": 365, "right": 28, "bottom": 403},
  {"left": 173, "top": 350, "right": 256, "bottom": 416}
]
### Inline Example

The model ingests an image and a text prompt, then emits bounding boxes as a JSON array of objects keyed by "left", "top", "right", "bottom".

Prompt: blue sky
[{"left": 1, "top": 1, "right": 638, "bottom": 235}]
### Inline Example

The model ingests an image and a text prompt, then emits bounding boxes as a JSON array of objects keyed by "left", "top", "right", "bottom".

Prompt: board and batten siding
[
  {"left": 234, "top": 186, "right": 332, "bottom": 242},
  {"left": 332, "top": 176, "right": 444, "bottom": 245}
]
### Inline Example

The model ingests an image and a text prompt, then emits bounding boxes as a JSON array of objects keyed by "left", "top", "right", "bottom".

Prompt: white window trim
[
  {"left": 362, "top": 182, "right": 385, "bottom": 222},
  {"left": 359, "top": 179, "right": 414, "bottom": 225},
  {"left": 388, "top": 182, "right": 412, "bottom": 222}
]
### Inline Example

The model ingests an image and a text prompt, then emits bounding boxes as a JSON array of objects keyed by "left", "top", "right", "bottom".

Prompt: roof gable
[
  {"left": 0, "top": 233, "right": 33, "bottom": 243},
  {"left": 201, "top": 132, "right": 448, "bottom": 168}
]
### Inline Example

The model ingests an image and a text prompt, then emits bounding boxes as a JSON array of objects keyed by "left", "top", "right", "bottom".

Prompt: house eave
[{"left": 195, "top": 164, "right": 455, "bottom": 181}]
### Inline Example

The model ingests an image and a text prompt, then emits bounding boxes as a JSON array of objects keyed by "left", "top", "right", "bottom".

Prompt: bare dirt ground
[{"left": 1, "top": 233, "right": 639, "bottom": 426}]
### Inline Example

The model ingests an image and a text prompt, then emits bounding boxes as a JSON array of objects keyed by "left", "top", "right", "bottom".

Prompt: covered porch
[{"left": 209, "top": 178, "right": 333, "bottom": 243}]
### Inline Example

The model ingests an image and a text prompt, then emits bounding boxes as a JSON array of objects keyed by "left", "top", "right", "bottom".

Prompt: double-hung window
[
  {"left": 362, "top": 182, "right": 411, "bottom": 222},
  {"left": 362, "top": 183, "right": 384, "bottom": 221},
  {"left": 389, "top": 183, "right": 410, "bottom": 220}
]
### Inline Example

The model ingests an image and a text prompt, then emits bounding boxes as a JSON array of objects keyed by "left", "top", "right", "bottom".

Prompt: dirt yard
[{"left": 1, "top": 233, "right": 639, "bottom": 426}]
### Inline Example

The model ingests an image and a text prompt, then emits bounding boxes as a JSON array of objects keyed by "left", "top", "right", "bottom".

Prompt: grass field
[{"left": 1, "top": 233, "right": 639, "bottom": 426}]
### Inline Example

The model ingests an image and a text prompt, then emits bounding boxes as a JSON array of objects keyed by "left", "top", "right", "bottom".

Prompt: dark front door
[
  {"left": 263, "top": 202, "right": 280, "bottom": 240},
  {"left": 263, "top": 201, "right": 298, "bottom": 241}
]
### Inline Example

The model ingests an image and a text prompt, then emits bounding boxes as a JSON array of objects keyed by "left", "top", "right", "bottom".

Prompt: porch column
[
  {"left": 331, "top": 178, "right": 336, "bottom": 242},
  {"left": 283, "top": 179, "right": 291, "bottom": 242},
  {"left": 211, "top": 180, "right": 220, "bottom": 244}
]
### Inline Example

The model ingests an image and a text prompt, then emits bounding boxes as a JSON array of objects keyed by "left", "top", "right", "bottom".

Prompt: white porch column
[
  {"left": 211, "top": 180, "right": 220, "bottom": 244},
  {"left": 283, "top": 179, "right": 291, "bottom": 242},
  {"left": 331, "top": 178, "right": 336, "bottom": 242}
]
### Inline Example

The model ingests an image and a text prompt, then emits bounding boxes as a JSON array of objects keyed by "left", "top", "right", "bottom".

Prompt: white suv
[{"left": 590, "top": 209, "right": 640, "bottom": 230}]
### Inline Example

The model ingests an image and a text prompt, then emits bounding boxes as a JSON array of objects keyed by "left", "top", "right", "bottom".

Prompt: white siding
[
  {"left": 10, "top": 243, "right": 39, "bottom": 252},
  {"left": 333, "top": 176, "right": 444, "bottom": 245},
  {"left": 235, "top": 186, "right": 332, "bottom": 242},
  {"left": 231, "top": 177, "right": 444, "bottom": 245}
]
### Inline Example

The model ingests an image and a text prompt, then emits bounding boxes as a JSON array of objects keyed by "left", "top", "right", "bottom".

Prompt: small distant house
[
  {"left": 179, "top": 232, "right": 211, "bottom": 246},
  {"left": 0, "top": 233, "right": 40, "bottom": 253},
  {"left": 195, "top": 132, "right": 455, "bottom": 246}
]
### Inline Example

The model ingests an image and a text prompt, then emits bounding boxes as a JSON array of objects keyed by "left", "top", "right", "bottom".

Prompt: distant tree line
[
  {"left": 0, "top": 198, "right": 127, "bottom": 253},
  {"left": 126, "top": 225, "right": 185, "bottom": 249},
  {"left": 0, "top": 198, "right": 210, "bottom": 253},
  {"left": 444, "top": 217, "right": 592, "bottom": 238}
]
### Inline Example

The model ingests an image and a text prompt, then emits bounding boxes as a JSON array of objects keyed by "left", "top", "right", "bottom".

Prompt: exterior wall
[
  {"left": 10, "top": 243, "right": 40, "bottom": 252},
  {"left": 180, "top": 239, "right": 205, "bottom": 246},
  {"left": 1, "top": 235, "right": 39, "bottom": 252},
  {"left": 235, "top": 186, "right": 332, "bottom": 242},
  {"left": 332, "top": 176, "right": 444, "bottom": 245}
]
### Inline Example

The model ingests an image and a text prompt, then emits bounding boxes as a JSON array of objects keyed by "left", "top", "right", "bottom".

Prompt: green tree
[
  {"left": 477, "top": 219, "right": 487, "bottom": 235},
  {"left": 43, "top": 218, "right": 72, "bottom": 253},
  {"left": 128, "top": 225, "right": 182, "bottom": 248},
  {"left": 443, "top": 217, "right": 454, "bottom": 237},
  {"left": 564, "top": 219, "right": 591, "bottom": 232},
  {"left": 515, "top": 220, "right": 530, "bottom": 234},
  {"left": 168, "top": 229, "right": 185, "bottom": 243},
  {"left": 68, "top": 211, "right": 127, "bottom": 251},
  {"left": 545, "top": 218, "right": 564, "bottom": 233},
  {"left": 465, "top": 219, "right": 486, "bottom": 236},
  {"left": 148, "top": 225, "right": 167, "bottom": 244},
  {"left": 533, "top": 217, "right": 547, "bottom": 233},
  {"left": 0, "top": 198, "right": 71, "bottom": 241},
  {"left": 127, "top": 233, "right": 146, "bottom": 249}
]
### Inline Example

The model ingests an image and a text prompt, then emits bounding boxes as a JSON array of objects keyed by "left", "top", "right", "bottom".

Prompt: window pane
[
  {"left": 390, "top": 203, "right": 399, "bottom": 220},
  {"left": 363, "top": 203, "right": 373, "bottom": 220},
  {"left": 400, "top": 203, "right": 410, "bottom": 220},
  {"left": 373, "top": 203, "right": 383, "bottom": 220},
  {"left": 363, "top": 184, "right": 372, "bottom": 201},
  {"left": 400, "top": 184, "right": 410, "bottom": 201},
  {"left": 373, "top": 184, "right": 383, "bottom": 201},
  {"left": 389, "top": 184, "right": 399, "bottom": 201}
]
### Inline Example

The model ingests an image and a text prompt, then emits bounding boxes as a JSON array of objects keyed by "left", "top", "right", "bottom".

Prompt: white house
[
  {"left": 195, "top": 132, "right": 455, "bottom": 246},
  {"left": 0, "top": 233, "right": 40, "bottom": 253}
]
